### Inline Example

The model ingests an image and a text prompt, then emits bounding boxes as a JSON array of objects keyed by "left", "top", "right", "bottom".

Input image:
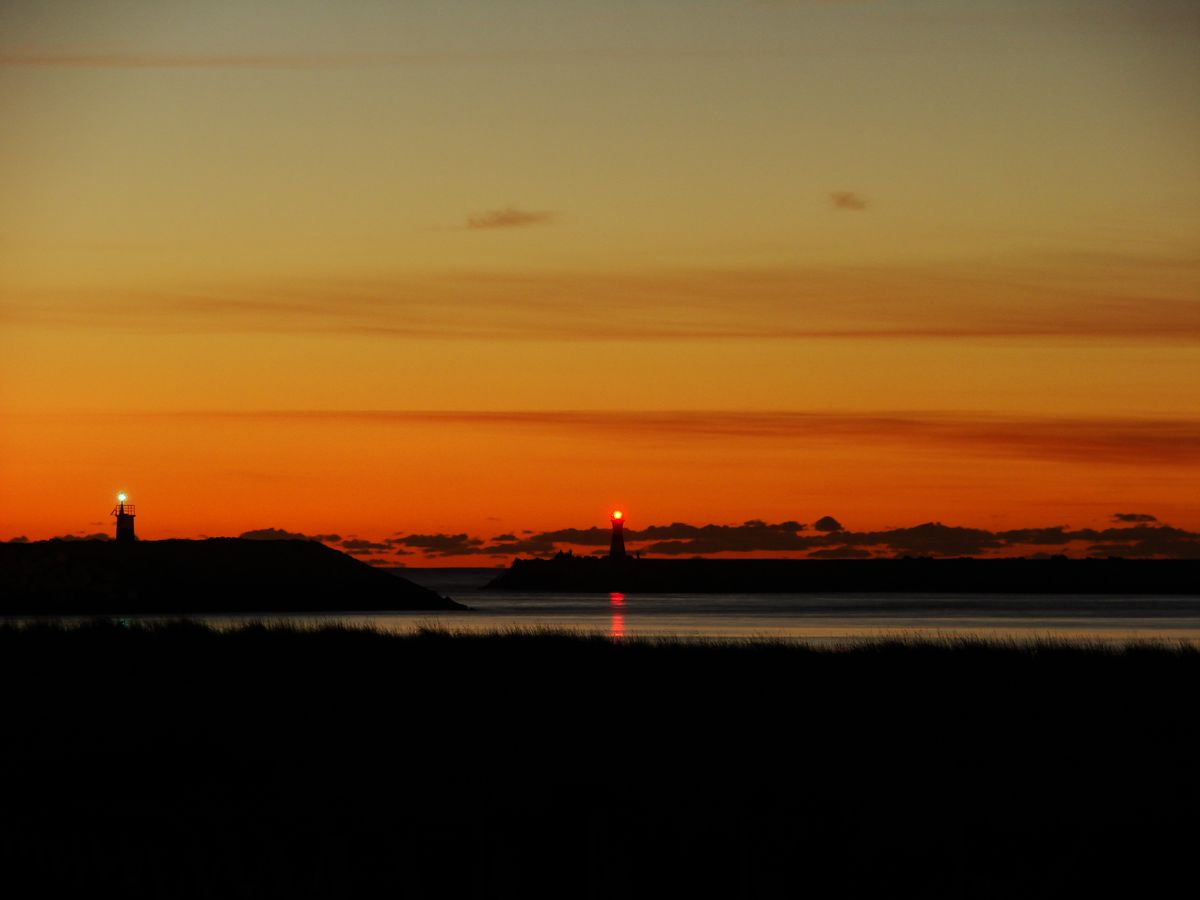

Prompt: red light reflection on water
[{"left": 610, "top": 592, "right": 625, "bottom": 640}]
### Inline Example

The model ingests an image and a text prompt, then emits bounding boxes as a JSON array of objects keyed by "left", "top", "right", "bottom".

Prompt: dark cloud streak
[
  {"left": 163, "top": 409, "right": 1200, "bottom": 467},
  {"left": 340, "top": 538, "right": 392, "bottom": 555},
  {"left": 391, "top": 533, "right": 485, "bottom": 557},
  {"left": 10, "top": 256, "right": 1199, "bottom": 343},
  {"left": 239, "top": 528, "right": 342, "bottom": 542},
  {"left": 1113, "top": 513, "right": 1158, "bottom": 523},
  {"left": 465, "top": 208, "right": 555, "bottom": 230}
]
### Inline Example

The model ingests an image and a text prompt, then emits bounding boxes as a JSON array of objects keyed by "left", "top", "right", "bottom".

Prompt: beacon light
[
  {"left": 612, "top": 510, "right": 623, "bottom": 520},
  {"left": 117, "top": 492, "right": 128, "bottom": 503}
]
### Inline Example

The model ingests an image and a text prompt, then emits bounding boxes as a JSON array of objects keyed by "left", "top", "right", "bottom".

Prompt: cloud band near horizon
[{"left": 228, "top": 518, "right": 1200, "bottom": 561}]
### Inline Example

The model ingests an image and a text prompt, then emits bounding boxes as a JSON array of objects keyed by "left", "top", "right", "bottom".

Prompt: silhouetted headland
[
  {"left": 487, "top": 553, "right": 1200, "bottom": 594},
  {"left": 0, "top": 539, "right": 464, "bottom": 614}
]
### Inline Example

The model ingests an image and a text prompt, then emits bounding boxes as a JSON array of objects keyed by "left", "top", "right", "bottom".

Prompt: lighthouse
[
  {"left": 112, "top": 492, "right": 136, "bottom": 543},
  {"left": 609, "top": 510, "right": 626, "bottom": 561}
]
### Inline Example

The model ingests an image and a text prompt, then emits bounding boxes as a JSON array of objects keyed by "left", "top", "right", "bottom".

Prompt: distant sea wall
[{"left": 487, "top": 555, "right": 1200, "bottom": 595}]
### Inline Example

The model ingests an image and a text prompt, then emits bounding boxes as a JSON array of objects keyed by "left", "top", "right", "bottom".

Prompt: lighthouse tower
[
  {"left": 112, "top": 492, "right": 136, "bottom": 543},
  {"left": 609, "top": 510, "right": 626, "bottom": 561}
]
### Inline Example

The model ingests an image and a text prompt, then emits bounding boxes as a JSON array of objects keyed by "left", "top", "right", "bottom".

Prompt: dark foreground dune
[
  {"left": 1, "top": 622, "right": 1196, "bottom": 899},
  {"left": 0, "top": 538, "right": 464, "bottom": 613},
  {"left": 489, "top": 554, "right": 1200, "bottom": 594}
]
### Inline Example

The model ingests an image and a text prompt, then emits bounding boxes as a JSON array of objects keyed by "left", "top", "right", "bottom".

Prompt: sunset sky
[{"left": 2, "top": 1, "right": 1198, "bottom": 562}]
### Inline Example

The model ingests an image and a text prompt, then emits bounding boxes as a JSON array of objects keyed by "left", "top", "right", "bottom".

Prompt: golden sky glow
[{"left": 2, "top": 1, "right": 1198, "bottom": 559}]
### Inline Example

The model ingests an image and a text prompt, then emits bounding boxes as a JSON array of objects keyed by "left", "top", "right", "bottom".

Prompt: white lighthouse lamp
[{"left": 112, "top": 492, "right": 137, "bottom": 542}]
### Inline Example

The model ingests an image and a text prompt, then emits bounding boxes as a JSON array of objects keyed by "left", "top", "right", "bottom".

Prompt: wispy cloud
[
  {"left": 0, "top": 45, "right": 812, "bottom": 70},
  {"left": 94, "top": 409, "right": 1200, "bottom": 467},
  {"left": 0, "top": 51, "right": 369, "bottom": 69},
  {"left": 8, "top": 253, "right": 1198, "bottom": 343},
  {"left": 465, "top": 208, "right": 555, "bottom": 230},
  {"left": 829, "top": 191, "right": 868, "bottom": 211},
  {"left": 0, "top": 48, "right": 625, "bottom": 69}
]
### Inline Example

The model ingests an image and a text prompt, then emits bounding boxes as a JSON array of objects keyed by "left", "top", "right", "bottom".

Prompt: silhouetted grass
[{"left": 1, "top": 620, "right": 1196, "bottom": 898}]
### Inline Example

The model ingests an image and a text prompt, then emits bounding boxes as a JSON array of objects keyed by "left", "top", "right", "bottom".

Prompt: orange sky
[{"left": 2, "top": 1, "right": 1198, "bottom": 561}]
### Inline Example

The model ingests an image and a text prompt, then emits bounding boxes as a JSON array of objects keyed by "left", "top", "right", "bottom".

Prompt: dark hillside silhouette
[{"left": 0, "top": 539, "right": 464, "bottom": 614}]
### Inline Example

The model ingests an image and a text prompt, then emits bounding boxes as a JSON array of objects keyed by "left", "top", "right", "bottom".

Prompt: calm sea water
[{"left": 182, "top": 567, "right": 1200, "bottom": 642}]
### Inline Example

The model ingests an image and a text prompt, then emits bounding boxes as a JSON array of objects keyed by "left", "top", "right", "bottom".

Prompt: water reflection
[{"left": 610, "top": 592, "right": 625, "bottom": 640}]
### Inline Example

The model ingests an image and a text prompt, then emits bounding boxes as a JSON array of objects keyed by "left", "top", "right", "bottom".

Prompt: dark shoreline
[
  {"left": 488, "top": 554, "right": 1200, "bottom": 594},
  {"left": 2, "top": 621, "right": 1196, "bottom": 897}
]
